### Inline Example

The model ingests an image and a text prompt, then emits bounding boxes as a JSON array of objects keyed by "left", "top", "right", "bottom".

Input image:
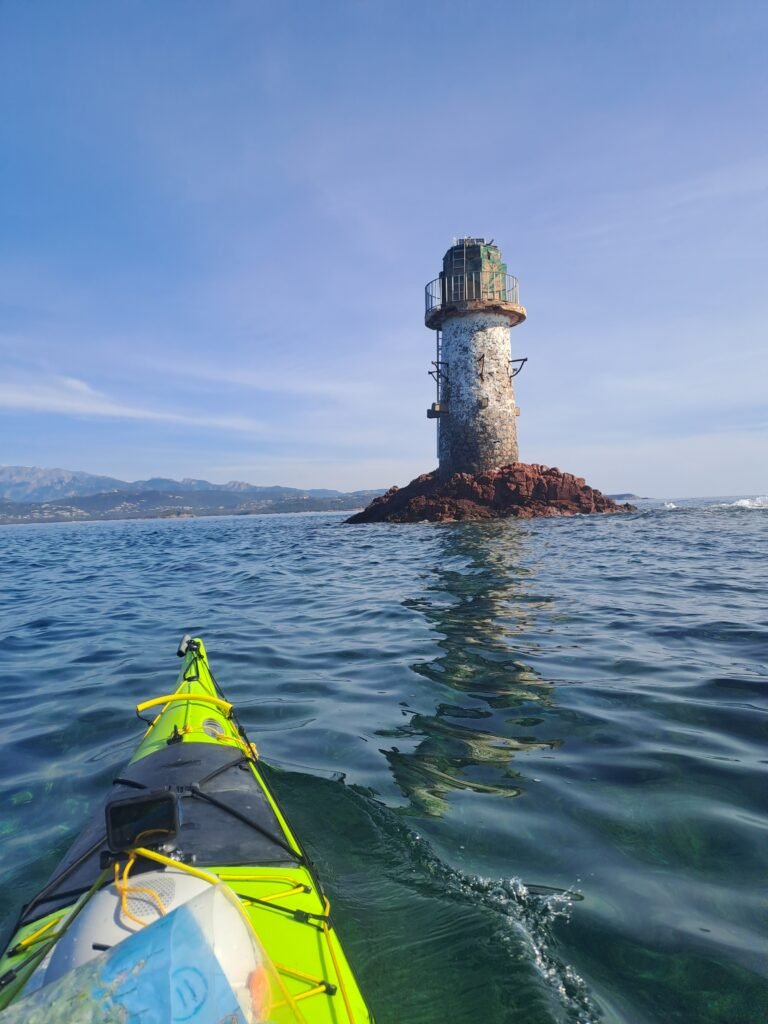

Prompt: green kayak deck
[{"left": 0, "top": 638, "right": 373, "bottom": 1022}]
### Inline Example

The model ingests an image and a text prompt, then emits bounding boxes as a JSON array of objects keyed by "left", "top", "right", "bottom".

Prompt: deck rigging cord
[{"left": 1, "top": 638, "right": 363, "bottom": 1022}]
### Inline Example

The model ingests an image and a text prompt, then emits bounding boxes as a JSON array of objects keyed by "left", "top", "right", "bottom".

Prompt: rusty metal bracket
[
  {"left": 509, "top": 357, "right": 528, "bottom": 379},
  {"left": 429, "top": 360, "right": 448, "bottom": 404},
  {"left": 428, "top": 360, "right": 447, "bottom": 383}
]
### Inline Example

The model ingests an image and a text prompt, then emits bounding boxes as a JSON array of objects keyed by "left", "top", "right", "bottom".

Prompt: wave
[
  {"left": 453, "top": 873, "right": 597, "bottom": 1023},
  {"left": 658, "top": 496, "right": 768, "bottom": 512},
  {"left": 273, "top": 768, "right": 600, "bottom": 1024},
  {"left": 369, "top": 793, "right": 600, "bottom": 1024},
  {"left": 717, "top": 496, "right": 768, "bottom": 510}
]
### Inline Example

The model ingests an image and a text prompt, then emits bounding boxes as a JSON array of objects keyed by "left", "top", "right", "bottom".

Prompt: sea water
[{"left": 0, "top": 499, "right": 766, "bottom": 1023}]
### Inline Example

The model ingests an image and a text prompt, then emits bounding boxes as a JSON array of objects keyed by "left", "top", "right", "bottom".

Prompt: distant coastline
[
  {"left": 0, "top": 490, "right": 375, "bottom": 526},
  {"left": 0, "top": 466, "right": 647, "bottom": 527},
  {"left": 0, "top": 466, "right": 380, "bottom": 526},
  {"left": 0, "top": 503, "right": 370, "bottom": 527}
]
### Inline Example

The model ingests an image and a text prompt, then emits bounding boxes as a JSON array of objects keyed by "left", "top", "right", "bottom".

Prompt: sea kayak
[{"left": 0, "top": 636, "right": 374, "bottom": 1022}]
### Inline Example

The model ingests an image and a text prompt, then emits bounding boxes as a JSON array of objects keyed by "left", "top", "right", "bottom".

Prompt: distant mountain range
[
  {"left": 0, "top": 466, "right": 383, "bottom": 525},
  {"left": 0, "top": 466, "right": 377, "bottom": 502}
]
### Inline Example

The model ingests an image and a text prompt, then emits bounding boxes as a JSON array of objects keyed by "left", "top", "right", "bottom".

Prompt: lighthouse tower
[{"left": 425, "top": 238, "right": 527, "bottom": 479}]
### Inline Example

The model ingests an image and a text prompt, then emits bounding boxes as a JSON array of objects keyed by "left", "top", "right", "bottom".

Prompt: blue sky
[{"left": 1, "top": 1, "right": 766, "bottom": 496}]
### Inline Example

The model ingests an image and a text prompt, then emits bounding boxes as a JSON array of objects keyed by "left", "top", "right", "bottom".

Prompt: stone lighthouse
[{"left": 425, "top": 238, "right": 527, "bottom": 479}]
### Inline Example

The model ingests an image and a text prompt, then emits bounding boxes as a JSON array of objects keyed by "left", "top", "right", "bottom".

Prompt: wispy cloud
[
  {"left": 0, "top": 371, "right": 433, "bottom": 458},
  {"left": 538, "top": 431, "right": 768, "bottom": 498},
  {"left": 0, "top": 375, "right": 273, "bottom": 435},
  {"left": 142, "top": 358, "right": 380, "bottom": 402},
  {"left": 1, "top": 4, "right": 765, "bottom": 494},
  {"left": 555, "top": 155, "right": 768, "bottom": 246},
  {"left": 597, "top": 347, "right": 768, "bottom": 410}
]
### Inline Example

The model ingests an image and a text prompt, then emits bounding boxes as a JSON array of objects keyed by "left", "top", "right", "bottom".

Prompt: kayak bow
[{"left": 0, "top": 636, "right": 374, "bottom": 1023}]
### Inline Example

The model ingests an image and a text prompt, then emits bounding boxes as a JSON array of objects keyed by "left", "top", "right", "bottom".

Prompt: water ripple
[{"left": 0, "top": 503, "right": 767, "bottom": 1022}]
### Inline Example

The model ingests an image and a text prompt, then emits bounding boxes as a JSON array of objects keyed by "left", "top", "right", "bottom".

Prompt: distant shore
[{"left": 0, "top": 491, "right": 371, "bottom": 526}]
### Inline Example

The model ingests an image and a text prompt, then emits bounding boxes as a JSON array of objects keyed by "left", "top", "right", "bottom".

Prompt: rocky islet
[{"left": 346, "top": 463, "right": 636, "bottom": 524}]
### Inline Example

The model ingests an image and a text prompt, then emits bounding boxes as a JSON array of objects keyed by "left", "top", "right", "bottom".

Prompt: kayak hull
[{"left": 0, "top": 639, "right": 373, "bottom": 1023}]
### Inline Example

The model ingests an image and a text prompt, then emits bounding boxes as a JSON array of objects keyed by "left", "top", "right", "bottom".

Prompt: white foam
[
  {"left": 399, "top": 827, "right": 600, "bottom": 1023},
  {"left": 721, "top": 496, "right": 768, "bottom": 509},
  {"left": 663, "top": 502, "right": 678, "bottom": 509}
]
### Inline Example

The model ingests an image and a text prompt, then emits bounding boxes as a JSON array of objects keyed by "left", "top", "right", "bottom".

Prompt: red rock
[{"left": 345, "top": 463, "right": 636, "bottom": 524}]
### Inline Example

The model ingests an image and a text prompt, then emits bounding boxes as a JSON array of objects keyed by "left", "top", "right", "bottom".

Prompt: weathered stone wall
[{"left": 439, "top": 311, "right": 519, "bottom": 478}]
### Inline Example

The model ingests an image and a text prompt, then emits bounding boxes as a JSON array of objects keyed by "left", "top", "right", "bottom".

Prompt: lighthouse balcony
[{"left": 425, "top": 272, "right": 526, "bottom": 330}]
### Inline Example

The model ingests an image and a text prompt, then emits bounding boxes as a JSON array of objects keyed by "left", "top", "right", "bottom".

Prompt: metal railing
[{"left": 425, "top": 272, "right": 520, "bottom": 317}]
